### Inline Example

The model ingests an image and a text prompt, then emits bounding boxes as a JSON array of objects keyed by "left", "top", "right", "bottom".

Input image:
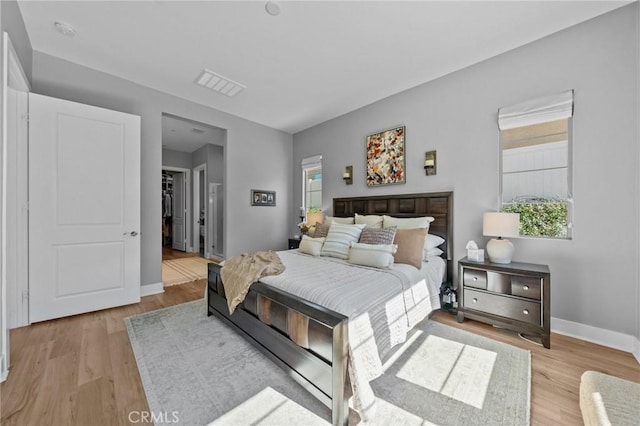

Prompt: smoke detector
[
  {"left": 54, "top": 21, "right": 77, "bottom": 36},
  {"left": 265, "top": 2, "right": 281, "bottom": 16}
]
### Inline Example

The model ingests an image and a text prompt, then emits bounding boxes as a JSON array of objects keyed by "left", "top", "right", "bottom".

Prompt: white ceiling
[
  {"left": 162, "top": 114, "right": 226, "bottom": 153},
  {"left": 18, "top": 1, "right": 630, "bottom": 134}
]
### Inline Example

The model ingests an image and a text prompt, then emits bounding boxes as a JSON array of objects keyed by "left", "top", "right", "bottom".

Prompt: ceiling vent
[{"left": 194, "top": 69, "right": 246, "bottom": 97}]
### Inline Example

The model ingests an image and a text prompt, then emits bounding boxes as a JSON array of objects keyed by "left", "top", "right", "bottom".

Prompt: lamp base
[{"left": 486, "top": 238, "right": 514, "bottom": 264}]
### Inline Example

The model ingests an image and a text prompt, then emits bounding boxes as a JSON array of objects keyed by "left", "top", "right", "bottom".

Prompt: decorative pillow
[
  {"left": 383, "top": 215, "right": 435, "bottom": 230},
  {"left": 324, "top": 216, "right": 355, "bottom": 225},
  {"left": 313, "top": 222, "right": 331, "bottom": 238},
  {"left": 320, "top": 223, "right": 366, "bottom": 259},
  {"left": 355, "top": 213, "right": 383, "bottom": 229},
  {"left": 359, "top": 226, "right": 396, "bottom": 245},
  {"left": 348, "top": 242, "right": 397, "bottom": 269},
  {"left": 298, "top": 235, "right": 325, "bottom": 256},
  {"left": 426, "top": 233, "right": 445, "bottom": 250},
  {"left": 425, "top": 247, "right": 444, "bottom": 258},
  {"left": 393, "top": 228, "right": 428, "bottom": 269}
]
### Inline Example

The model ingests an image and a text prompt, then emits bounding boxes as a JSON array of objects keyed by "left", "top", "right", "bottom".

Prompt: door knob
[{"left": 130, "top": 231, "right": 139, "bottom": 236}]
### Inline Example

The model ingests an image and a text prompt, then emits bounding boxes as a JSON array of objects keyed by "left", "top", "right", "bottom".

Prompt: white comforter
[{"left": 259, "top": 250, "right": 445, "bottom": 420}]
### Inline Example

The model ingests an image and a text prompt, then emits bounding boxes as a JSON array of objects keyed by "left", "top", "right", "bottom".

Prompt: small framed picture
[{"left": 251, "top": 189, "right": 276, "bottom": 206}]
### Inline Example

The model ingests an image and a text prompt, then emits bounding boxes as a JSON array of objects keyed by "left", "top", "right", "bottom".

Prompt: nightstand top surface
[{"left": 459, "top": 256, "right": 550, "bottom": 275}]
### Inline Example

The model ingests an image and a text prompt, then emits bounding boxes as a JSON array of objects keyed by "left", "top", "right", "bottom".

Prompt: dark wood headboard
[{"left": 333, "top": 191, "right": 453, "bottom": 280}]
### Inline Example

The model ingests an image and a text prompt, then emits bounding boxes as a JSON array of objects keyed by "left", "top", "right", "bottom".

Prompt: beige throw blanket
[{"left": 220, "top": 251, "right": 286, "bottom": 315}]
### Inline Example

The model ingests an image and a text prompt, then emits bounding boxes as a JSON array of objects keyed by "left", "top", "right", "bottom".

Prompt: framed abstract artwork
[{"left": 366, "top": 126, "right": 406, "bottom": 186}]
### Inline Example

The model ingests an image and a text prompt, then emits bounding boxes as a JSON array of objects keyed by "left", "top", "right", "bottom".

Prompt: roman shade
[{"left": 498, "top": 90, "right": 574, "bottom": 130}]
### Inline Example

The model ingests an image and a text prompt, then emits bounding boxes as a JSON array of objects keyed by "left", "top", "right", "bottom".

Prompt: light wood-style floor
[
  {"left": 162, "top": 246, "right": 199, "bottom": 261},
  {"left": 2, "top": 281, "right": 638, "bottom": 425}
]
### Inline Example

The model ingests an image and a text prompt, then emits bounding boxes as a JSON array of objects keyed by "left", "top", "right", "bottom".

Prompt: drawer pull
[
  {"left": 523, "top": 309, "right": 529, "bottom": 315},
  {"left": 472, "top": 298, "right": 478, "bottom": 303},
  {"left": 473, "top": 277, "right": 478, "bottom": 281},
  {"left": 523, "top": 285, "right": 529, "bottom": 291}
]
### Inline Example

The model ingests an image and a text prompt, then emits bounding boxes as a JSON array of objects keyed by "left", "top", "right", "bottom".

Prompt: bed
[{"left": 207, "top": 191, "right": 453, "bottom": 425}]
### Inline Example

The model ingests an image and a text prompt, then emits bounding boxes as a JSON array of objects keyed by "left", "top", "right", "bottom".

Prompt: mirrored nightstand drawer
[
  {"left": 463, "top": 269, "right": 487, "bottom": 289},
  {"left": 511, "top": 276, "right": 542, "bottom": 300}
]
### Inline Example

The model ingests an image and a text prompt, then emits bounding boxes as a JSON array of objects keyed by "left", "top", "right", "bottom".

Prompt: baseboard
[
  {"left": 551, "top": 317, "right": 637, "bottom": 356},
  {"left": 140, "top": 282, "right": 164, "bottom": 297},
  {"left": 0, "top": 357, "right": 8, "bottom": 383}
]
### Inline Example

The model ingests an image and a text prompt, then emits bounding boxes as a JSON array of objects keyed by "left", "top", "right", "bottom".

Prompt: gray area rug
[{"left": 126, "top": 299, "right": 530, "bottom": 425}]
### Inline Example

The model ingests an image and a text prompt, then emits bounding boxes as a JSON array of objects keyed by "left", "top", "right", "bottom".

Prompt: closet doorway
[
  {"left": 161, "top": 113, "right": 226, "bottom": 262},
  {"left": 162, "top": 168, "right": 190, "bottom": 253}
]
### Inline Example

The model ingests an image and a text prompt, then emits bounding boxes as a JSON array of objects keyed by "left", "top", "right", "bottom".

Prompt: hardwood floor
[
  {"left": 162, "top": 246, "right": 199, "bottom": 261},
  {"left": 1, "top": 280, "right": 206, "bottom": 426},
  {"left": 2, "top": 283, "right": 638, "bottom": 425},
  {"left": 431, "top": 311, "right": 640, "bottom": 425}
]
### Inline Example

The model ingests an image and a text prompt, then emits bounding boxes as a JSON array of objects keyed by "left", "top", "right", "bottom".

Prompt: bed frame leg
[{"left": 332, "top": 320, "right": 349, "bottom": 426}]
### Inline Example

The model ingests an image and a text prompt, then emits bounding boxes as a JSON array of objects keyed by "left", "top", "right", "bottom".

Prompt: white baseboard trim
[
  {"left": 140, "top": 282, "right": 164, "bottom": 297},
  {"left": 551, "top": 317, "right": 637, "bottom": 356},
  {"left": 0, "top": 357, "right": 8, "bottom": 383}
]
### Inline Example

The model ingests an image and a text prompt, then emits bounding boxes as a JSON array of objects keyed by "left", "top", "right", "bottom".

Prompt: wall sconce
[
  {"left": 342, "top": 166, "right": 353, "bottom": 185},
  {"left": 424, "top": 151, "right": 437, "bottom": 176}
]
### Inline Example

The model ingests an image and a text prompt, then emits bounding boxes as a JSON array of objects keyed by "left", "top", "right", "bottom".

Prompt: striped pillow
[
  {"left": 320, "top": 223, "right": 366, "bottom": 259},
  {"left": 359, "top": 226, "right": 396, "bottom": 245}
]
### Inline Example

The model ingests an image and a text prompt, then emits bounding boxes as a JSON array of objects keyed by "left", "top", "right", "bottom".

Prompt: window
[
  {"left": 498, "top": 91, "right": 574, "bottom": 239},
  {"left": 301, "top": 155, "right": 322, "bottom": 219}
]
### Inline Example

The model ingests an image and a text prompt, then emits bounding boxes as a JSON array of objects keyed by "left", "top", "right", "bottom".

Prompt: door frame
[
  {"left": 161, "top": 166, "right": 191, "bottom": 252},
  {"left": 209, "top": 182, "right": 223, "bottom": 258},
  {"left": 192, "top": 163, "right": 206, "bottom": 257},
  {"left": 1, "top": 32, "right": 30, "bottom": 382}
]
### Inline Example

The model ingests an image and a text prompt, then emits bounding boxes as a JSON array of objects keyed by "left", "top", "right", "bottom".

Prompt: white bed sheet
[{"left": 259, "top": 251, "right": 446, "bottom": 420}]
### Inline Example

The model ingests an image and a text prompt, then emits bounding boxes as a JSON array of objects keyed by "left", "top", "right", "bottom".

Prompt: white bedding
[{"left": 259, "top": 250, "right": 446, "bottom": 420}]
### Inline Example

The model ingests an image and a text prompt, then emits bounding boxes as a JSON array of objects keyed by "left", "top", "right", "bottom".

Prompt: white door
[
  {"left": 28, "top": 93, "right": 141, "bottom": 323},
  {"left": 172, "top": 172, "right": 186, "bottom": 251}
]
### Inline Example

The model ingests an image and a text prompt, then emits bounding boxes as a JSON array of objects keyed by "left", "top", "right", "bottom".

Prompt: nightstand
[
  {"left": 288, "top": 237, "right": 301, "bottom": 249},
  {"left": 457, "top": 257, "right": 551, "bottom": 348}
]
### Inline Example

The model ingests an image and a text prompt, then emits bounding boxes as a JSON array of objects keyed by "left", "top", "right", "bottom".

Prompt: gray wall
[
  {"left": 637, "top": 1, "right": 640, "bottom": 355},
  {"left": 162, "top": 148, "right": 192, "bottom": 170},
  {"left": 293, "top": 4, "right": 639, "bottom": 337},
  {"left": 32, "top": 52, "right": 293, "bottom": 288},
  {"left": 0, "top": 0, "right": 4, "bottom": 373},
  {"left": 1, "top": 1, "right": 31, "bottom": 82}
]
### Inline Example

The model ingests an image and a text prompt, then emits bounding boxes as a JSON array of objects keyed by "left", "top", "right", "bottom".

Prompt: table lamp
[
  {"left": 483, "top": 212, "right": 520, "bottom": 264},
  {"left": 306, "top": 211, "right": 324, "bottom": 227}
]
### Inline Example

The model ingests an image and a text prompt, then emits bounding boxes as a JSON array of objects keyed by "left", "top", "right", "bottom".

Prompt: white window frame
[
  {"left": 301, "top": 155, "right": 322, "bottom": 221},
  {"left": 498, "top": 91, "right": 574, "bottom": 239}
]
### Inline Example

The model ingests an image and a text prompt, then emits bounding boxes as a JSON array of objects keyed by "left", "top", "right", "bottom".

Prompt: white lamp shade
[{"left": 483, "top": 212, "right": 520, "bottom": 238}]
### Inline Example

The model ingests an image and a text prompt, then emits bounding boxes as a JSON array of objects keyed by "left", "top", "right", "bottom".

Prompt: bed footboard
[{"left": 207, "top": 263, "right": 349, "bottom": 426}]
